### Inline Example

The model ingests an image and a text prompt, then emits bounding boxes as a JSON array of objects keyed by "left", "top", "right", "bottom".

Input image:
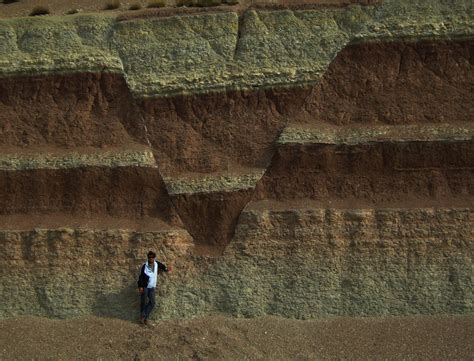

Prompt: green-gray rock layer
[
  {"left": 0, "top": 0, "right": 472, "bottom": 96},
  {"left": 157, "top": 207, "right": 473, "bottom": 319},
  {"left": 0, "top": 207, "right": 471, "bottom": 319}
]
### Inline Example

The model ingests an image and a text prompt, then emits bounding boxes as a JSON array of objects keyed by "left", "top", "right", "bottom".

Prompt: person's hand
[
  {"left": 138, "top": 287, "right": 144, "bottom": 294},
  {"left": 167, "top": 266, "right": 173, "bottom": 273}
]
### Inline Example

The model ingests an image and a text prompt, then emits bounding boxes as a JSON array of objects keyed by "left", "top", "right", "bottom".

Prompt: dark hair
[{"left": 147, "top": 251, "right": 156, "bottom": 258}]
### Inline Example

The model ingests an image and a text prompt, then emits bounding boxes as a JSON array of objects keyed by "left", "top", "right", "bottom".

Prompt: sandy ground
[{"left": 0, "top": 314, "right": 473, "bottom": 360}]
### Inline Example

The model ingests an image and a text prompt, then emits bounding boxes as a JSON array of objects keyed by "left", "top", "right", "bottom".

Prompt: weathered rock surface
[
  {"left": 3, "top": 207, "right": 469, "bottom": 319},
  {"left": 0, "top": 0, "right": 472, "bottom": 320},
  {"left": 0, "top": 0, "right": 472, "bottom": 95},
  {"left": 0, "top": 227, "right": 192, "bottom": 318}
]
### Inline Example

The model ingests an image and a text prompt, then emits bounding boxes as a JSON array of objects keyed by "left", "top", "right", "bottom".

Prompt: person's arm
[
  {"left": 157, "top": 261, "right": 171, "bottom": 273},
  {"left": 137, "top": 264, "right": 146, "bottom": 293}
]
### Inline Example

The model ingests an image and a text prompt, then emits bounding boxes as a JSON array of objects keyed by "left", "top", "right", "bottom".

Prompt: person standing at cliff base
[{"left": 137, "top": 251, "right": 171, "bottom": 325}]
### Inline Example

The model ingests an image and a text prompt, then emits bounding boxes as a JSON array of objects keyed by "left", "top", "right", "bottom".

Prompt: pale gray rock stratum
[{"left": 0, "top": 0, "right": 472, "bottom": 320}]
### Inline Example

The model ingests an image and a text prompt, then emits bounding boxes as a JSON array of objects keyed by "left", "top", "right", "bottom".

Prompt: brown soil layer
[
  {"left": 140, "top": 87, "right": 306, "bottom": 175},
  {"left": 0, "top": 72, "right": 143, "bottom": 147},
  {"left": 303, "top": 39, "right": 474, "bottom": 125},
  {"left": 171, "top": 189, "right": 253, "bottom": 254},
  {"left": 0, "top": 315, "right": 472, "bottom": 360},
  {"left": 254, "top": 140, "right": 474, "bottom": 204},
  {"left": 0, "top": 167, "right": 180, "bottom": 224}
]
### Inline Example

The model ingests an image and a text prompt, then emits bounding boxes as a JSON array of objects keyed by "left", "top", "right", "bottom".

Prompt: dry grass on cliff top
[
  {"left": 0, "top": 314, "right": 473, "bottom": 360},
  {"left": 0, "top": 0, "right": 238, "bottom": 18},
  {"left": 0, "top": 0, "right": 374, "bottom": 19}
]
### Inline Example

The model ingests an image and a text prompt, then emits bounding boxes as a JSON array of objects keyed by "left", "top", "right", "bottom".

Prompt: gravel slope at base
[{"left": 0, "top": 315, "right": 472, "bottom": 360}]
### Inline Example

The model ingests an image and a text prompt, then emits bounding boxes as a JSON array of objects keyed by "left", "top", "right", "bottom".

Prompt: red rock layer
[
  {"left": 0, "top": 72, "right": 143, "bottom": 147},
  {"left": 171, "top": 189, "right": 254, "bottom": 253},
  {"left": 0, "top": 167, "right": 180, "bottom": 225},
  {"left": 254, "top": 140, "right": 474, "bottom": 205},
  {"left": 140, "top": 87, "right": 304, "bottom": 176},
  {"left": 304, "top": 39, "right": 473, "bottom": 125}
]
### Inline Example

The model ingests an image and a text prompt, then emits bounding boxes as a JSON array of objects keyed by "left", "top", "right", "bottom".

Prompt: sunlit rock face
[{"left": 0, "top": 0, "right": 472, "bottom": 319}]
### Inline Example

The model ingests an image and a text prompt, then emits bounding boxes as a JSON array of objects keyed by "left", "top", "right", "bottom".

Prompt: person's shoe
[
  {"left": 143, "top": 318, "right": 148, "bottom": 325},
  {"left": 139, "top": 316, "right": 146, "bottom": 325}
]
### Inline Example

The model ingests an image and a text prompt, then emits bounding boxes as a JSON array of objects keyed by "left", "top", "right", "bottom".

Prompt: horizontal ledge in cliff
[
  {"left": 163, "top": 169, "right": 265, "bottom": 195},
  {"left": 0, "top": 213, "right": 188, "bottom": 234},
  {"left": 245, "top": 199, "right": 474, "bottom": 212},
  {"left": 0, "top": 66, "right": 124, "bottom": 80},
  {"left": 117, "top": 1, "right": 381, "bottom": 22},
  {"left": 0, "top": 145, "right": 157, "bottom": 170},
  {"left": 278, "top": 123, "right": 474, "bottom": 145}
]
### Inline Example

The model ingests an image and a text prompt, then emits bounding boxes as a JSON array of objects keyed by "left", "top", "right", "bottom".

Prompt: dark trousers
[{"left": 140, "top": 287, "right": 156, "bottom": 319}]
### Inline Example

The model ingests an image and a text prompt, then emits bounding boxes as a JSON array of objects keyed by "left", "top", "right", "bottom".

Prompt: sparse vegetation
[
  {"left": 128, "top": 3, "right": 142, "bottom": 10},
  {"left": 29, "top": 6, "right": 50, "bottom": 16},
  {"left": 146, "top": 0, "right": 165, "bottom": 8},
  {"left": 103, "top": 0, "right": 120, "bottom": 10}
]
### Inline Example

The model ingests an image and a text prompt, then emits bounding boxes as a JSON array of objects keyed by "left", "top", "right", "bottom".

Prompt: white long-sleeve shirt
[{"left": 144, "top": 261, "right": 158, "bottom": 288}]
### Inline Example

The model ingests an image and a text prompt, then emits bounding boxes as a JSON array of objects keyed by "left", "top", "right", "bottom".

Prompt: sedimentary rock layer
[
  {"left": 255, "top": 138, "right": 474, "bottom": 205},
  {"left": 140, "top": 89, "right": 298, "bottom": 175},
  {"left": 0, "top": 146, "right": 156, "bottom": 170},
  {"left": 209, "top": 206, "right": 473, "bottom": 318},
  {"left": 303, "top": 39, "right": 474, "bottom": 125},
  {"left": 0, "top": 72, "right": 142, "bottom": 147},
  {"left": 2, "top": 206, "right": 470, "bottom": 319},
  {"left": 1, "top": 39, "right": 471, "bottom": 175},
  {"left": 162, "top": 206, "right": 471, "bottom": 318},
  {"left": 171, "top": 189, "right": 254, "bottom": 253},
  {"left": 0, "top": 166, "right": 179, "bottom": 222},
  {"left": 0, "top": 227, "right": 192, "bottom": 318},
  {"left": 279, "top": 124, "right": 474, "bottom": 145},
  {"left": 0, "top": 0, "right": 472, "bottom": 320},
  {"left": 0, "top": 0, "right": 471, "bottom": 96}
]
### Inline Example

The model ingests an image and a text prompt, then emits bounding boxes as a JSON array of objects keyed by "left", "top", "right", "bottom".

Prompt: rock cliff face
[{"left": 0, "top": 0, "right": 472, "bottom": 319}]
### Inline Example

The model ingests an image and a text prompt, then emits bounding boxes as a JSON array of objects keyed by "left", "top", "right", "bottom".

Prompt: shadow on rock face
[{"left": 92, "top": 284, "right": 139, "bottom": 321}]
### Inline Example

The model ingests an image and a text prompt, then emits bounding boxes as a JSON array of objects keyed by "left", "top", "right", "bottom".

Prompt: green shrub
[
  {"left": 147, "top": 0, "right": 165, "bottom": 8},
  {"left": 103, "top": 0, "right": 120, "bottom": 10},
  {"left": 129, "top": 3, "right": 142, "bottom": 10},
  {"left": 29, "top": 6, "right": 50, "bottom": 16}
]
